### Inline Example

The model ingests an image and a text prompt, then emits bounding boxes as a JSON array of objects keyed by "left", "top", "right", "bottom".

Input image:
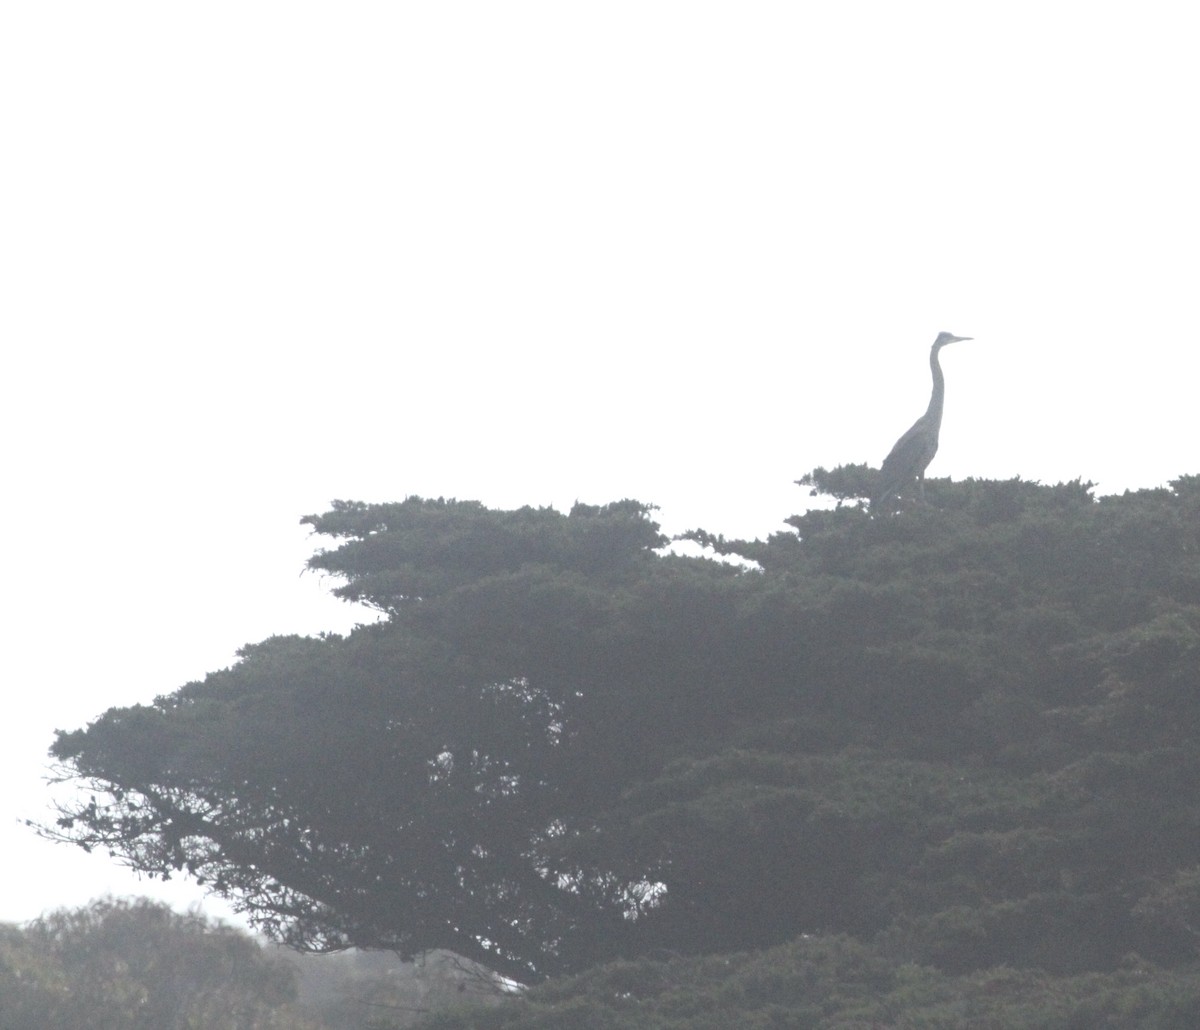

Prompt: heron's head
[{"left": 934, "top": 331, "right": 972, "bottom": 348}]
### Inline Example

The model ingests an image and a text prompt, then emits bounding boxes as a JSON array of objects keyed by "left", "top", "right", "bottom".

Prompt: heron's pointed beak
[{"left": 951, "top": 335, "right": 973, "bottom": 343}]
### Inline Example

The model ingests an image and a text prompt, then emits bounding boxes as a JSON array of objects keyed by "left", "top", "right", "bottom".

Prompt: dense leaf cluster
[
  {"left": 45, "top": 477, "right": 1200, "bottom": 1000},
  {"left": 0, "top": 897, "right": 316, "bottom": 1030},
  {"left": 420, "top": 935, "right": 1200, "bottom": 1030}
]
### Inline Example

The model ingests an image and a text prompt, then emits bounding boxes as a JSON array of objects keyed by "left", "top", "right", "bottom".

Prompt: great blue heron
[{"left": 872, "top": 331, "right": 972, "bottom": 509}]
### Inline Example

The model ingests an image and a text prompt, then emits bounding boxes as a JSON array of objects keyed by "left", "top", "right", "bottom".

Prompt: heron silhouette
[{"left": 872, "top": 331, "right": 972, "bottom": 509}]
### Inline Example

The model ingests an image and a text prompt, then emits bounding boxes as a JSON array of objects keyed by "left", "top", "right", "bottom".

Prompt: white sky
[{"left": 2, "top": 3, "right": 1197, "bottom": 928}]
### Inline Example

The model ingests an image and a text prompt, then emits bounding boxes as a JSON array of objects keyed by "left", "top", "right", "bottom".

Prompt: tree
[
  {"left": 416, "top": 936, "right": 1200, "bottom": 1030},
  {"left": 0, "top": 897, "right": 321, "bottom": 1030},
  {"left": 46, "top": 499, "right": 695, "bottom": 983},
  {"left": 42, "top": 478, "right": 1200, "bottom": 990}
]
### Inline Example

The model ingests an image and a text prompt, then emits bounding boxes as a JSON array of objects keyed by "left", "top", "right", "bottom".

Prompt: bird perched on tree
[{"left": 872, "top": 331, "right": 972, "bottom": 509}]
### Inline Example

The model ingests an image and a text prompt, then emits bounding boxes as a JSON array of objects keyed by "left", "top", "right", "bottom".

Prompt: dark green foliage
[
  {"left": 43, "top": 476, "right": 1200, "bottom": 1006},
  {"left": 301, "top": 498, "right": 665, "bottom": 612},
  {"left": 0, "top": 897, "right": 318, "bottom": 1030},
  {"left": 419, "top": 938, "right": 1200, "bottom": 1030}
]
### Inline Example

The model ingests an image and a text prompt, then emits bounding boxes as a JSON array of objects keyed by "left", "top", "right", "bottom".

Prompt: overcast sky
[{"left": 2, "top": 3, "right": 1196, "bottom": 928}]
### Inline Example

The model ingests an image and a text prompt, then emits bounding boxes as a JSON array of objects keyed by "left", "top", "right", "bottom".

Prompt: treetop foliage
[
  {"left": 301, "top": 498, "right": 666, "bottom": 611},
  {"left": 0, "top": 896, "right": 317, "bottom": 1030},
  {"left": 43, "top": 473, "right": 1200, "bottom": 1006},
  {"left": 420, "top": 934, "right": 1200, "bottom": 1030}
]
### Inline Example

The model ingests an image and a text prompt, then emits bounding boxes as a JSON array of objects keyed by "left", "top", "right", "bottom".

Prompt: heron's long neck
[{"left": 925, "top": 344, "right": 946, "bottom": 428}]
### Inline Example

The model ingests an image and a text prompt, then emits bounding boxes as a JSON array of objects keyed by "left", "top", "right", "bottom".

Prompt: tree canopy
[
  {"left": 44, "top": 477, "right": 1200, "bottom": 1000},
  {"left": 0, "top": 897, "right": 317, "bottom": 1030}
]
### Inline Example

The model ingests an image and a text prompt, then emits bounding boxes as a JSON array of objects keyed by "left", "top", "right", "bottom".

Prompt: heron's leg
[{"left": 916, "top": 473, "right": 926, "bottom": 502}]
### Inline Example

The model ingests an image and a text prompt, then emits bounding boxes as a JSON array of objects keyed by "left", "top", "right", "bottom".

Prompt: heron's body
[{"left": 873, "top": 332, "right": 971, "bottom": 508}]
